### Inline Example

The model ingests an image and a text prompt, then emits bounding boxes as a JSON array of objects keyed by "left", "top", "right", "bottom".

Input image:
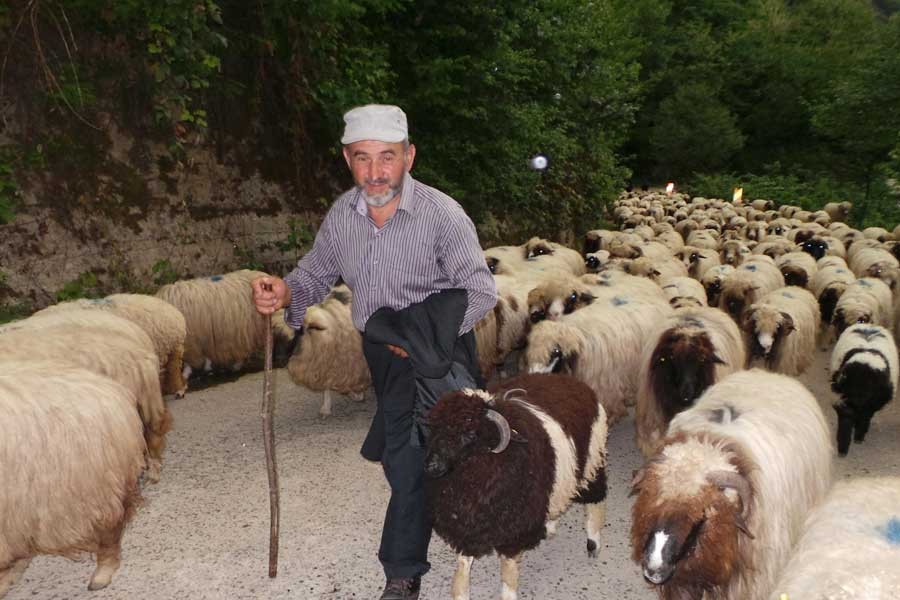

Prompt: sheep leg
[
  {"left": 451, "top": 554, "right": 474, "bottom": 600},
  {"left": 0, "top": 558, "right": 31, "bottom": 596},
  {"left": 854, "top": 413, "right": 873, "bottom": 443},
  {"left": 835, "top": 407, "right": 854, "bottom": 456},
  {"left": 88, "top": 521, "right": 125, "bottom": 590},
  {"left": 545, "top": 518, "right": 559, "bottom": 538},
  {"left": 319, "top": 390, "right": 333, "bottom": 418},
  {"left": 167, "top": 346, "right": 187, "bottom": 399},
  {"left": 182, "top": 363, "right": 193, "bottom": 382},
  {"left": 499, "top": 554, "right": 521, "bottom": 600},
  {"left": 585, "top": 501, "right": 607, "bottom": 557}
]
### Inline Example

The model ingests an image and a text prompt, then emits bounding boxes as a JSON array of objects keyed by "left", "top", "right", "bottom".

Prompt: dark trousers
[{"left": 360, "top": 332, "right": 481, "bottom": 580}]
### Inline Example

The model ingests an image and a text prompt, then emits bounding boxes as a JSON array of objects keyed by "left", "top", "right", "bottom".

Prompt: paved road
[{"left": 8, "top": 348, "right": 899, "bottom": 599}]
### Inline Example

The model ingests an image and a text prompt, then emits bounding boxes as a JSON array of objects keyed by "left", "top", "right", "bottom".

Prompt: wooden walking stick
[{"left": 262, "top": 283, "right": 280, "bottom": 578}]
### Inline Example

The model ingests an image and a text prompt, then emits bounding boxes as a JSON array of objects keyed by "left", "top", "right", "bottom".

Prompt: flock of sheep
[{"left": 2, "top": 190, "right": 900, "bottom": 599}]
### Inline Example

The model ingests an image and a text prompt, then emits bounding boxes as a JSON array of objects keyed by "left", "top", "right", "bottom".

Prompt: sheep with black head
[
  {"left": 634, "top": 307, "right": 746, "bottom": 457},
  {"left": 830, "top": 324, "right": 898, "bottom": 456},
  {"left": 425, "top": 373, "right": 608, "bottom": 600}
]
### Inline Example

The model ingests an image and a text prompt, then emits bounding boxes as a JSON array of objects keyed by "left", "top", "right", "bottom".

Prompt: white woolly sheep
[
  {"left": 742, "top": 286, "right": 820, "bottom": 376},
  {"left": 0, "top": 360, "right": 146, "bottom": 595},
  {"left": 771, "top": 477, "right": 900, "bottom": 599},
  {"left": 675, "top": 246, "right": 721, "bottom": 280},
  {"left": 810, "top": 259, "right": 856, "bottom": 343},
  {"left": 848, "top": 247, "right": 900, "bottom": 290},
  {"left": 720, "top": 240, "right": 751, "bottom": 267},
  {"left": 718, "top": 259, "right": 786, "bottom": 322},
  {"left": 863, "top": 226, "right": 893, "bottom": 242},
  {"left": 830, "top": 324, "right": 898, "bottom": 456},
  {"left": 526, "top": 290, "right": 672, "bottom": 425},
  {"left": 155, "top": 269, "right": 293, "bottom": 379},
  {"left": 286, "top": 286, "right": 370, "bottom": 418},
  {"left": 621, "top": 256, "right": 690, "bottom": 284},
  {"left": 0, "top": 309, "right": 171, "bottom": 482},
  {"left": 659, "top": 276, "right": 708, "bottom": 309},
  {"left": 631, "top": 369, "right": 832, "bottom": 600},
  {"left": 522, "top": 237, "right": 586, "bottom": 275},
  {"left": 775, "top": 251, "right": 818, "bottom": 289},
  {"left": 752, "top": 237, "right": 794, "bottom": 259},
  {"left": 823, "top": 201, "right": 853, "bottom": 223},
  {"left": 33, "top": 293, "right": 188, "bottom": 397},
  {"left": 425, "top": 374, "right": 608, "bottom": 600},
  {"left": 634, "top": 307, "right": 746, "bottom": 457},
  {"left": 700, "top": 264, "right": 736, "bottom": 308},
  {"left": 833, "top": 277, "right": 894, "bottom": 334}
]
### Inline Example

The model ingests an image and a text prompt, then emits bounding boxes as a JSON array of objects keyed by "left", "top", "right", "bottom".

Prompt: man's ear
[
  {"left": 405, "top": 143, "right": 417, "bottom": 171},
  {"left": 342, "top": 146, "right": 352, "bottom": 169}
]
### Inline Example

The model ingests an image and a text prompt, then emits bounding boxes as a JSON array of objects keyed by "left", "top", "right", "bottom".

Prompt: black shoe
[{"left": 379, "top": 577, "right": 421, "bottom": 600}]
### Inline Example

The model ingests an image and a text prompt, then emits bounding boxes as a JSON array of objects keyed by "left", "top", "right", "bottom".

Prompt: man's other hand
[{"left": 387, "top": 344, "right": 409, "bottom": 358}]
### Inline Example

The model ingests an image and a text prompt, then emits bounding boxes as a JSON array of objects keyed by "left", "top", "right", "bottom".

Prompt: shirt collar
[{"left": 351, "top": 172, "right": 418, "bottom": 217}]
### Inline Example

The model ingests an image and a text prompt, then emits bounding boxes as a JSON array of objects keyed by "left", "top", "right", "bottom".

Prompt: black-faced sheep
[
  {"left": 829, "top": 324, "right": 898, "bottom": 456},
  {"left": 833, "top": 277, "right": 893, "bottom": 335},
  {"left": 286, "top": 286, "right": 370, "bottom": 418},
  {"left": 741, "top": 286, "right": 820, "bottom": 376},
  {"left": 425, "top": 374, "right": 608, "bottom": 600},
  {"left": 0, "top": 360, "right": 146, "bottom": 596},
  {"left": 718, "top": 259, "right": 785, "bottom": 322},
  {"left": 631, "top": 369, "right": 832, "bottom": 600},
  {"left": 772, "top": 477, "right": 900, "bottom": 598},
  {"left": 525, "top": 290, "right": 671, "bottom": 425},
  {"left": 33, "top": 293, "right": 189, "bottom": 397},
  {"left": 634, "top": 307, "right": 746, "bottom": 457}
]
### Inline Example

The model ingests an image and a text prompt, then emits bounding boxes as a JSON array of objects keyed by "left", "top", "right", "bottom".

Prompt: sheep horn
[
  {"left": 502, "top": 388, "right": 527, "bottom": 401},
  {"left": 485, "top": 409, "right": 511, "bottom": 453},
  {"left": 706, "top": 470, "right": 753, "bottom": 522}
]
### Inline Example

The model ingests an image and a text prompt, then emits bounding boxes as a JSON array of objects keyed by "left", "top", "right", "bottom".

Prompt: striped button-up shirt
[{"left": 283, "top": 172, "right": 497, "bottom": 334}]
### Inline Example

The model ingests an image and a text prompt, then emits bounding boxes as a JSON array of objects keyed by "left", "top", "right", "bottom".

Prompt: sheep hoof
[
  {"left": 586, "top": 539, "right": 598, "bottom": 557},
  {"left": 318, "top": 410, "right": 332, "bottom": 419},
  {"left": 145, "top": 460, "right": 161, "bottom": 484},
  {"left": 350, "top": 391, "right": 366, "bottom": 402}
]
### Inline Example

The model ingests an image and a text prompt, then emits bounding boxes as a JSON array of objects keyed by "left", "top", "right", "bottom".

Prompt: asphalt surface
[{"left": 7, "top": 347, "right": 899, "bottom": 600}]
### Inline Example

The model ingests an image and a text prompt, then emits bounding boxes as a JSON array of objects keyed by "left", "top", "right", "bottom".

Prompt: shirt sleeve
[
  {"left": 282, "top": 210, "right": 341, "bottom": 330},
  {"left": 436, "top": 208, "right": 498, "bottom": 334}
]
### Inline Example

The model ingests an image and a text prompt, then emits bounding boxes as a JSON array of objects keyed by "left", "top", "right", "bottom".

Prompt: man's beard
[{"left": 360, "top": 179, "right": 401, "bottom": 207}]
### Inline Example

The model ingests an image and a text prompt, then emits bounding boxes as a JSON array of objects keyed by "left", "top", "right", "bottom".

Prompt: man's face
[{"left": 343, "top": 140, "right": 415, "bottom": 207}]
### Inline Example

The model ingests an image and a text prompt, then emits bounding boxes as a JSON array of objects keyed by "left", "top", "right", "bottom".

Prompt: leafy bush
[{"left": 55, "top": 272, "right": 102, "bottom": 302}]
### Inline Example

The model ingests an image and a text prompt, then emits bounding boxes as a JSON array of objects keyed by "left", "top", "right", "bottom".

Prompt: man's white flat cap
[{"left": 341, "top": 104, "right": 408, "bottom": 145}]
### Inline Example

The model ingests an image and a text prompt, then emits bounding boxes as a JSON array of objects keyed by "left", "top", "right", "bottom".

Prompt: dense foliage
[{"left": 1, "top": 0, "right": 899, "bottom": 237}]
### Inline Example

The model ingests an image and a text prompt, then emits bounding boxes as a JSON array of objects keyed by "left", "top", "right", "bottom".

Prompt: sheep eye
[
  {"left": 530, "top": 310, "right": 545, "bottom": 323},
  {"left": 550, "top": 347, "right": 563, "bottom": 360}
]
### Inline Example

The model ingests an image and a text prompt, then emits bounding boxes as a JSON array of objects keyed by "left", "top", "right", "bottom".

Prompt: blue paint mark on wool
[
  {"left": 859, "top": 279, "right": 873, "bottom": 287},
  {"left": 782, "top": 292, "right": 795, "bottom": 298},
  {"left": 837, "top": 269, "right": 847, "bottom": 273},
  {"left": 210, "top": 275, "right": 224, "bottom": 282},
  {"left": 744, "top": 264, "right": 758, "bottom": 272},
  {"left": 612, "top": 296, "right": 629, "bottom": 306},
  {"left": 884, "top": 518, "right": 900, "bottom": 545}
]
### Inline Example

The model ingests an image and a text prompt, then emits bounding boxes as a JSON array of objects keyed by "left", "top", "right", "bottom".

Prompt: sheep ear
[
  {"left": 740, "top": 309, "right": 755, "bottom": 331},
  {"left": 579, "top": 292, "right": 596, "bottom": 304},
  {"left": 780, "top": 312, "right": 795, "bottom": 332},
  {"left": 629, "top": 468, "right": 645, "bottom": 497},
  {"left": 711, "top": 354, "right": 726, "bottom": 365}
]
